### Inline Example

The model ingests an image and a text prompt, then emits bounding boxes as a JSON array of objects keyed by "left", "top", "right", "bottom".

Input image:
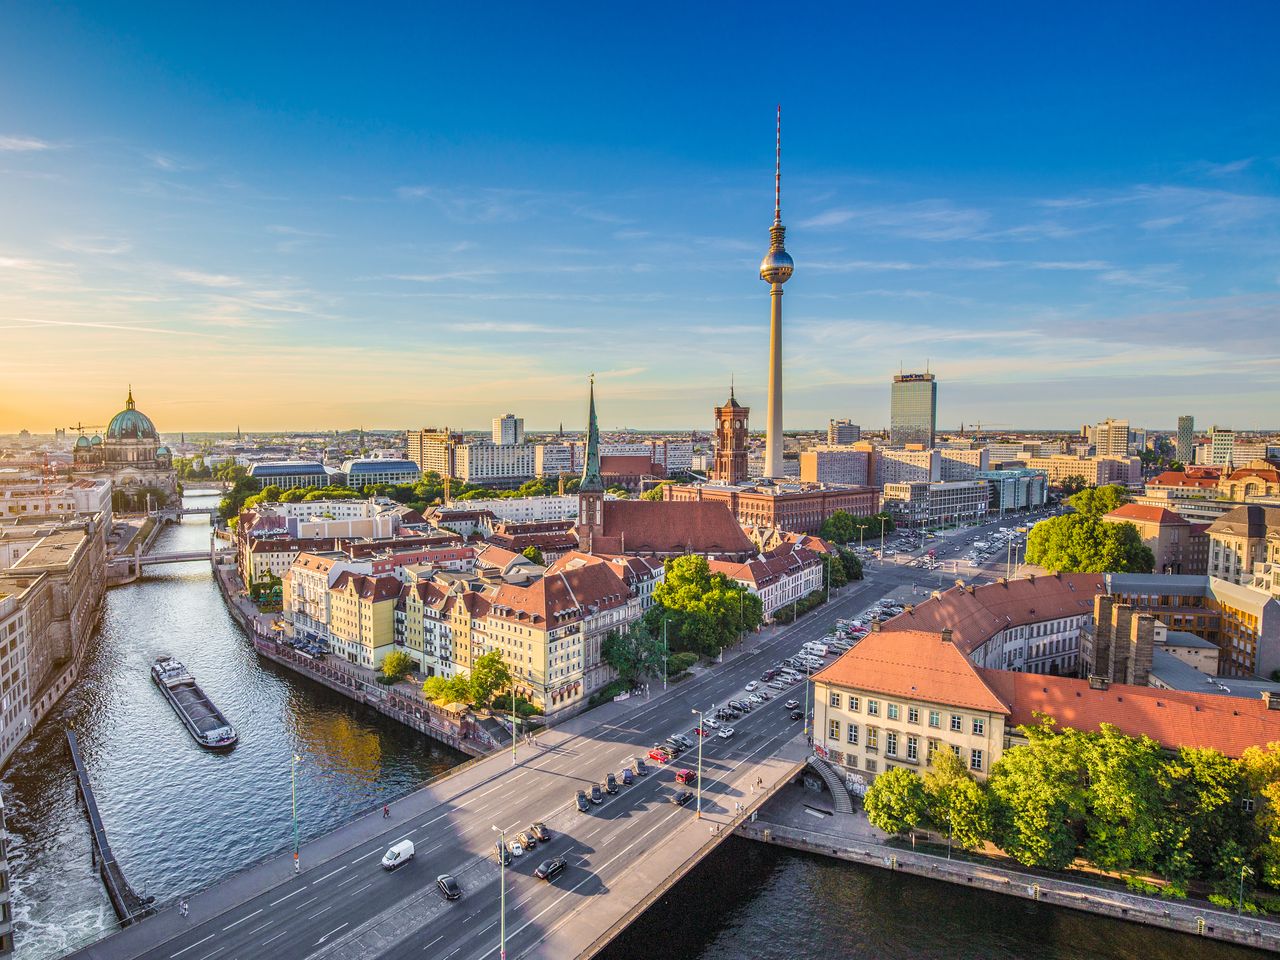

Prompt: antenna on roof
[{"left": 774, "top": 104, "right": 782, "bottom": 224}]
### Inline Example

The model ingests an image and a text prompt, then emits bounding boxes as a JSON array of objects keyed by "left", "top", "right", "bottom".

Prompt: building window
[
  {"left": 951, "top": 744, "right": 961, "bottom": 758},
  {"left": 907, "top": 706, "right": 920, "bottom": 724},
  {"left": 887, "top": 703, "right": 900, "bottom": 721},
  {"left": 867, "top": 699, "right": 880, "bottom": 717},
  {"left": 970, "top": 749, "right": 984, "bottom": 772},
  {"left": 829, "top": 692, "right": 842, "bottom": 708},
  {"left": 906, "top": 736, "right": 919, "bottom": 762},
  {"left": 849, "top": 696, "right": 860, "bottom": 712},
  {"left": 846, "top": 724, "right": 859, "bottom": 746},
  {"left": 1242, "top": 798, "right": 1256, "bottom": 813},
  {"left": 886, "top": 732, "right": 898, "bottom": 757},
  {"left": 928, "top": 710, "right": 940, "bottom": 729},
  {"left": 866, "top": 727, "right": 879, "bottom": 751},
  {"left": 865, "top": 758, "right": 877, "bottom": 773},
  {"left": 829, "top": 719, "right": 841, "bottom": 741},
  {"left": 972, "top": 717, "right": 985, "bottom": 736},
  {"left": 950, "top": 714, "right": 963, "bottom": 732}
]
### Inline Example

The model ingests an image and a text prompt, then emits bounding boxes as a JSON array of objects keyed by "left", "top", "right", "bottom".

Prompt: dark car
[
  {"left": 495, "top": 840, "right": 511, "bottom": 866},
  {"left": 591, "top": 784, "right": 604, "bottom": 804},
  {"left": 621, "top": 767, "right": 634, "bottom": 785},
  {"left": 576, "top": 790, "right": 590, "bottom": 812},
  {"left": 605, "top": 773, "right": 618, "bottom": 794},
  {"left": 671, "top": 790, "right": 694, "bottom": 806},
  {"left": 634, "top": 757, "right": 649, "bottom": 776},
  {"left": 530, "top": 821, "right": 551, "bottom": 842},
  {"left": 534, "top": 856, "right": 566, "bottom": 881},
  {"left": 437, "top": 874, "right": 462, "bottom": 900},
  {"left": 789, "top": 710, "right": 804, "bottom": 721}
]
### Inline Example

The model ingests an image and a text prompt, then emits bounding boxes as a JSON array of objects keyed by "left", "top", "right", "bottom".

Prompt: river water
[{"left": 1, "top": 495, "right": 1263, "bottom": 959}]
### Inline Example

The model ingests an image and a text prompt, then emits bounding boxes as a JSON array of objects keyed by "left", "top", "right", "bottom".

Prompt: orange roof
[
  {"left": 489, "top": 560, "right": 631, "bottom": 627},
  {"left": 1150, "top": 471, "right": 1217, "bottom": 489},
  {"left": 980, "top": 670, "right": 1280, "bottom": 758},
  {"left": 331, "top": 571, "right": 401, "bottom": 602},
  {"left": 882, "top": 573, "right": 1105, "bottom": 656},
  {"left": 1104, "top": 503, "right": 1189, "bottom": 526},
  {"left": 813, "top": 629, "right": 1010, "bottom": 715},
  {"left": 589, "top": 500, "right": 756, "bottom": 558}
]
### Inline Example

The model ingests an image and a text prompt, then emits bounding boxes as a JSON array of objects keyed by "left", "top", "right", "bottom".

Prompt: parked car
[
  {"left": 590, "top": 784, "right": 604, "bottom": 804},
  {"left": 648, "top": 746, "right": 672, "bottom": 763},
  {"left": 621, "top": 767, "right": 634, "bottom": 785},
  {"left": 436, "top": 874, "right": 462, "bottom": 900},
  {"left": 381, "top": 840, "right": 415, "bottom": 871},
  {"left": 534, "top": 856, "right": 566, "bottom": 881},
  {"left": 673, "top": 733, "right": 694, "bottom": 749},
  {"left": 517, "top": 831, "right": 536, "bottom": 850},
  {"left": 576, "top": 790, "right": 590, "bottom": 812},
  {"left": 508, "top": 839, "right": 524, "bottom": 857},
  {"left": 703, "top": 717, "right": 720, "bottom": 729},
  {"left": 605, "top": 773, "right": 618, "bottom": 793},
  {"left": 675, "top": 768, "right": 697, "bottom": 785},
  {"left": 530, "top": 822, "right": 551, "bottom": 842},
  {"left": 663, "top": 738, "right": 685, "bottom": 755},
  {"left": 757, "top": 690, "right": 773, "bottom": 700},
  {"left": 745, "top": 681, "right": 759, "bottom": 692},
  {"left": 495, "top": 840, "right": 511, "bottom": 865},
  {"left": 717, "top": 726, "right": 735, "bottom": 740},
  {"left": 693, "top": 726, "right": 710, "bottom": 737},
  {"left": 671, "top": 790, "right": 695, "bottom": 806},
  {"left": 634, "top": 757, "right": 649, "bottom": 776}
]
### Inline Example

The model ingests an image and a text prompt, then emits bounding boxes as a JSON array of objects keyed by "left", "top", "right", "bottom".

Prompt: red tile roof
[
  {"left": 330, "top": 571, "right": 401, "bottom": 601},
  {"left": 813, "top": 629, "right": 1010, "bottom": 715},
  {"left": 980, "top": 670, "right": 1280, "bottom": 758},
  {"left": 1104, "top": 503, "right": 1189, "bottom": 526},
  {"left": 489, "top": 560, "right": 631, "bottom": 627},
  {"left": 591, "top": 500, "right": 756, "bottom": 558},
  {"left": 1150, "top": 471, "right": 1218, "bottom": 489},
  {"left": 600, "top": 454, "right": 662, "bottom": 477},
  {"left": 882, "top": 573, "right": 1106, "bottom": 656}
]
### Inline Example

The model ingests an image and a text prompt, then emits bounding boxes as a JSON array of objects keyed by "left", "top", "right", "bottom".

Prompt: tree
[
  {"left": 640, "top": 483, "right": 671, "bottom": 502},
  {"left": 837, "top": 547, "right": 863, "bottom": 582},
  {"left": 521, "top": 545, "right": 545, "bottom": 566},
  {"left": 1081, "top": 726, "right": 1165, "bottom": 872},
  {"left": 1068, "top": 484, "right": 1129, "bottom": 518},
  {"left": 819, "top": 509, "right": 856, "bottom": 544},
  {"left": 923, "top": 751, "right": 991, "bottom": 850},
  {"left": 864, "top": 767, "right": 928, "bottom": 836},
  {"left": 649, "top": 555, "right": 763, "bottom": 655},
  {"left": 1024, "top": 514, "right": 1154, "bottom": 574},
  {"left": 380, "top": 649, "right": 416, "bottom": 681},
  {"left": 422, "top": 673, "right": 473, "bottom": 705},
  {"left": 1057, "top": 475, "right": 1089, "bottom": 496},
  {"left": 1240, "top": 742, "right": 1280, "bottom": 887},
  {"left": 469, "top": 650, "right": 513, "bottom": 707},
  {"left": 821, "top": 552, "right": 848, "bottom": 590},
  {"left": 1156, "top": 746, "right": 1253, "bottom": 891},
  {"left": 602, "top": 624, "right": 665, "bottom": 686},
  {"left": 986, "top": 719, "right": 1089, "bottom": 869}
]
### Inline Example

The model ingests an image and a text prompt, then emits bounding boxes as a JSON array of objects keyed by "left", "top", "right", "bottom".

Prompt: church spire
[
  {"left": 580, "top": 375, "right": 604, "bottom": 492},
  {"left": 126, "top": 384, "right": 135, "bottom": 410}
]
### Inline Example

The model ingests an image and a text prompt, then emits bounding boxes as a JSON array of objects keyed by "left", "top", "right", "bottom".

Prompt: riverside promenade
[{"left": 739, "top": 780, "right": 1280, "bottom": 953}]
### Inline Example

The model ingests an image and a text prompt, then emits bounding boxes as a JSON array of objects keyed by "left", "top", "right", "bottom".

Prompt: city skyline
[{"left": 3, "top": 4, "right": 1280, "bottom": 432}]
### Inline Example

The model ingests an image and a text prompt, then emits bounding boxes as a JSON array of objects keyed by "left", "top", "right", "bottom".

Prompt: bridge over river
[{"left": 62, "top": 577, "right": 879, "bottom": 960}]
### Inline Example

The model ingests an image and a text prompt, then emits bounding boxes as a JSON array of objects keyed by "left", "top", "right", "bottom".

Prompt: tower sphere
[{"left": 760, "top": 247, "right": 793, "bottom": 285}]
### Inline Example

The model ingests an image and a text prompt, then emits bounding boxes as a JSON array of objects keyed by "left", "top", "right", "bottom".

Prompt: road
[{"left": 79, "top": 571, "right": 942, "bottom": 960}]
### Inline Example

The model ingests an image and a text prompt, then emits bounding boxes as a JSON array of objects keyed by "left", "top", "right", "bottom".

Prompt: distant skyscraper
[
  {"left": 492, "top": 414, "right": 525, "bottom": 445},
  {"left": 1177, "top": 415, "right": 1195, "bottom": 463},
  {"left": 760, "top": 106, "right": 794, "bottom": 479},
  {"left": 1094, "top": 418, "right": 1130, "bottom": 458},
  {"left": 890, "top": 373, "right": 936, "bottom": 447},
  {"left": 1208, "top": 426, "right": 1236, "bottom": 467},
  {"left": 828, "top": 419, "right": 860, "bottom": 445},
  {"left": 712, "top": 387, "right": 750, "bottom": 484}
]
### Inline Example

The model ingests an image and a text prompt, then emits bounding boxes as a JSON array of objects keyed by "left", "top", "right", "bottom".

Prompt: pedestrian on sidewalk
[
  {"left": 179, "top": 899, "right": 188, "bottom": 917},
  {"left": 383, "top": 804, "right": 390, "bottom": 818}
]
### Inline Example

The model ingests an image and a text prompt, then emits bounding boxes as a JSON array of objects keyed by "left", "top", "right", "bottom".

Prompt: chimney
[
  {"left": 1087, "top": 675, "right": 1111, "bottom": 691},
  {"left": 997, "top": 577, "right": 1008, "bottom": 586},
  {"left": 871, "top": 620, "right": 881, "bottom": 632},
  {"left": 903, "top": 604, "right": 914, "bottom": 614},
  {"left": 1028, "top": 573, "right": 1036, "bottom": 583},
  {"left": 940, "top": 627, "right": 954, "bottom": 644},
  {"left": 1264, "top": 692, "right": 1280, "bottom": 711}
]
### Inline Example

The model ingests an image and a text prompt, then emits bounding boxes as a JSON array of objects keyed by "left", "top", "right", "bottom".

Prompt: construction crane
[
  {"left": 970, "top": 421, "right": 1011, "bottom": 437},
  {"left": 67, "top": 422, "right": 106, "bottom": 437}
]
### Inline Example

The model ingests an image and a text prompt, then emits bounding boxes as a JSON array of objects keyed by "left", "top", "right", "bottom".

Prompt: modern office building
[
  {"left": 827, "top": 419, "right": 860, "bottom": 445},
  {"left": 492, "top": 414, "right": 525, "bottom": 446},
  {"left": 939, "top": 447, "right": 990, "bottom": 481},
  {"left": 975, "top": 468, "right": 1049, "bottom": 514},
  {"left": 890, "top": 372, "right": 937, "bottom": 447},
  {"left": 1206, "top": 426, "right": 1237, "bottom": 466},
  {"left": 246, "top": 460, "right": 330, "bottom": 491},
  {"left": 881, "top": 480, "right": 990, "bottom": 528},
  {"left": 1093, "top": 418, "right": 1131, "bottom": 458},
  {"left": 878, "top": 447, "right": 942, "bottom": 485},
  {"left": 341, "top": 459, "right": 421, "bottom": 488},
  {"left": 1176, "top": 415, "right": 1195, "bottom": 463}
]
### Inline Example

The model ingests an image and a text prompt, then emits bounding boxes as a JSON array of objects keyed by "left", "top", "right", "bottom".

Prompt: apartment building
[
  {"left": 1024, "top": 453, "right": 1142, "bottom": 489},
  {"left": 1094, "top": 418, "right": 1131, "bottom": 458},
  {"left": 939, "top": 447, "right": 990, "bottom": 481},
  {"left": 1103, "top": 504, "right": 1209, "bottom": 575},
  {"left": 708, "top": 546, "right": 824, "bottom": 621},
  {"left": 827, "top": 419, "right": 860, "bottom": 445},
  {"left": 882, "top": 480, "right": 990, "bottom": 528},
  {"left": 798, "top": 447, "right": 870, "bottom": 486},
  {"left": 878, "top": 447, "right": 941, "bottom": 485},
  {"left": 1207, "top": 504, "right": 1280, "bottom": 599},
  {"left": 327, "top": 572, "right": 400, "bottom": 668}
]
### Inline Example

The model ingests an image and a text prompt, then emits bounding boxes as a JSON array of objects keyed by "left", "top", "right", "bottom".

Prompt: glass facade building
[{"left": 890, "top": 373, "right": 937, "bottom": 447}]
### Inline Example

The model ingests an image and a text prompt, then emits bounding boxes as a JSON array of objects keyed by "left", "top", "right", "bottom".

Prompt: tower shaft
[{"left": 764, "top": 286, "right": 784, "bottom": 478}]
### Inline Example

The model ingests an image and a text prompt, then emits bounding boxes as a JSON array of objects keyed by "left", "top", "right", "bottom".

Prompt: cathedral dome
[
  {"left": 156, "top": 445, "right": 171, "bottom": 456},
  {"left": 90, "top": 435, "right": 103, "bottom": 446},
  {"left": 106, "top": 388, "right": 158, "bottom": 441},
  {"left": 75, "top": 435, "right": 91, "bottom": 449}
]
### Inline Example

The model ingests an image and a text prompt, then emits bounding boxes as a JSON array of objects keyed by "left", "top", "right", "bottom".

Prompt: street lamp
[
  {"left": 690, "top": 707, "right": 706, "bottom": 817},
  {"left": 803, "top": 659, "right": 814, "bottom": 742},
  {"left": 661, "top": 618, "right": 669, "bottom": 691},
  {"left": 492, "top": 825, "right": 507, "bottom": 959},
  {"left": 291, "top": 754, "right": 301, "bottom": 869},
  {"left": 1239, "top": 863, "right": 1253, "bottom": 915}
]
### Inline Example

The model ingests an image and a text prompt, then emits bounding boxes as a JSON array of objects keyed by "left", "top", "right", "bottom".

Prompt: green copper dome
[
  {"left": 75, "top": 435, "right": 91, "bottom": 449},
  {"left": 106, "top": 387, "right": 158, "bottom": 441}
]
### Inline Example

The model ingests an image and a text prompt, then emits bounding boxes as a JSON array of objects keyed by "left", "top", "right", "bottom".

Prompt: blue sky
[{"left": 2, "top": 2, "right": 1278, "bottom": 433}]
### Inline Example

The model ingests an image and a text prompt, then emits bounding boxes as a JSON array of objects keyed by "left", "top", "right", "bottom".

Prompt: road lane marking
[
  {"left": 315, "top": 922, "right": 349, "bottom": 945},
  {"left": 350, "top": 880, "right": 374, "bottom": 896},
  {"left": 268, "top": 887, "right": 305, "bottom": 905},
  {"left": 169, "top": 934, "right": 215, "bottom": 958},
  {"left": 423, "top": 934, "right": 445, "bottom": 952},
  {"left": 291, "top": 895, "right": 319, "bottom": 911},
  {"left": 351, "top": 848, "right": 383, "bottom": 863},
  {"left": 307, "top": 904, "right": 334, "bottom": 920},
  {"left": 336, "top": 871, "right": 362, "bottom": 887},
  {"left": 221, "top": 908, "right": 263, "bottom": 931},
  {"left": 246, "top": 921, "right": 274, "bottom": 937},
  {"left": 311, "top": 865, "right": 347, "bottom": 884},
  {"left": 194, "top": 950, "right": 224, "bottom": 960}
]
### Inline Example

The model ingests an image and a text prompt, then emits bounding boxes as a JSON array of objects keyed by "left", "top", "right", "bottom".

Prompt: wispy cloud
[
  {"left": 799, "top": 199, "right": 989, "bottom": 240},
  {"left": 1191, "top": 158, "right": 1254, "bottom": 176},
  {"left": 0, "top": 135, "right": 54, "bottom": 152},
  {"left": 1, "top": 317, "right": 201, "bottom": 336},
  {"left": 172, "top": 268, "right": 243, "bottom": 288},
  {"left": 55, "top": 236, "right": 133, "bottom": 255}
]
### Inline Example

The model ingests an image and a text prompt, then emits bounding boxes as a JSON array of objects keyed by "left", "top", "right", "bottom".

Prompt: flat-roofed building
[
  {"left": 939, "top": 447, "right": 990, "bottom": 481},
  {"left": 342, "top": 458, "right": 421, "bottom": 488},
  {"left": 882, "top": 480, "right": 990, "bottom": 529},
  {"left": 665, "top": 481, "right": 878, "bottom": 535},
  {"left": 975, "top": 468, "right": 1048, "bottom": 514},
  {"left": 798, "top": 446, "right": 870, "bottom": 486},
  {"left": 890, "top": 373, "right": 936, "bottom": 447},
  {"left": 1025, "top": 453, "right": 1142, "bottom": 490},
  {"left": 878, "top": 447, "right": 941, "bottom": 485},
  {"left": 247, "top": 460, "right": 329, "bottom": 491},
  {"left": 827, "top": 419, "right": 860, "bottom": 445}
]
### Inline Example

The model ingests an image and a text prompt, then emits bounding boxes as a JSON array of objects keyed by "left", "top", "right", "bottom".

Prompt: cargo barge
[{"left": 150, "top": 656, "right": 238, "bottom": 749}]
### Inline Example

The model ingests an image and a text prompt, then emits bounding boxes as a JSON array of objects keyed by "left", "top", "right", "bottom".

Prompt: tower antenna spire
[{"left": 774, "top": 104, "right": 782, "bottom": 224}]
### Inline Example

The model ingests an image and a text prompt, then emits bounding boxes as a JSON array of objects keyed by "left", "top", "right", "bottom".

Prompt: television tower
[{"left": 760, "top": 105, "right": 794, "bottom": 480}]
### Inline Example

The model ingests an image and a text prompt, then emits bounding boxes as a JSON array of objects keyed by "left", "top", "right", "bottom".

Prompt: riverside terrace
[{"left": 65, "top": 578, "right": 905, "bottom": 960}]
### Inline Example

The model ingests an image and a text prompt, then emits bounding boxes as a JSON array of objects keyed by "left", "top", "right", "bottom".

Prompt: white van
[
  {"left": 801, "top": 642, "right": 829, "bottom": 657},
  {"left": 382, "top": 839, "right": 415, "bottom": 870}
]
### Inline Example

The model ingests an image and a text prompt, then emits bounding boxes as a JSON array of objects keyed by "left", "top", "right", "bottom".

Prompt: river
[{"left": 1, "top": 495, "right": 1264, "bottom": 959}]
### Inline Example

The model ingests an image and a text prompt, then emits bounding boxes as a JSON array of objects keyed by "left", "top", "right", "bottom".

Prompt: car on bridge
[
  {"left": 675, "top": 768, "right": 697, "bottom": 785},
  {"left": 436, "top": 874, "right": 462, "bottom": 900},
  {"left": 534, "top": 856, "right": 567, "bottom": 881},
  {"left": 576, "top": 790, "right": 591, "bottom": 812},
  {"left": 381, "top": 840, "right": 415, "bottom": 870}
]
